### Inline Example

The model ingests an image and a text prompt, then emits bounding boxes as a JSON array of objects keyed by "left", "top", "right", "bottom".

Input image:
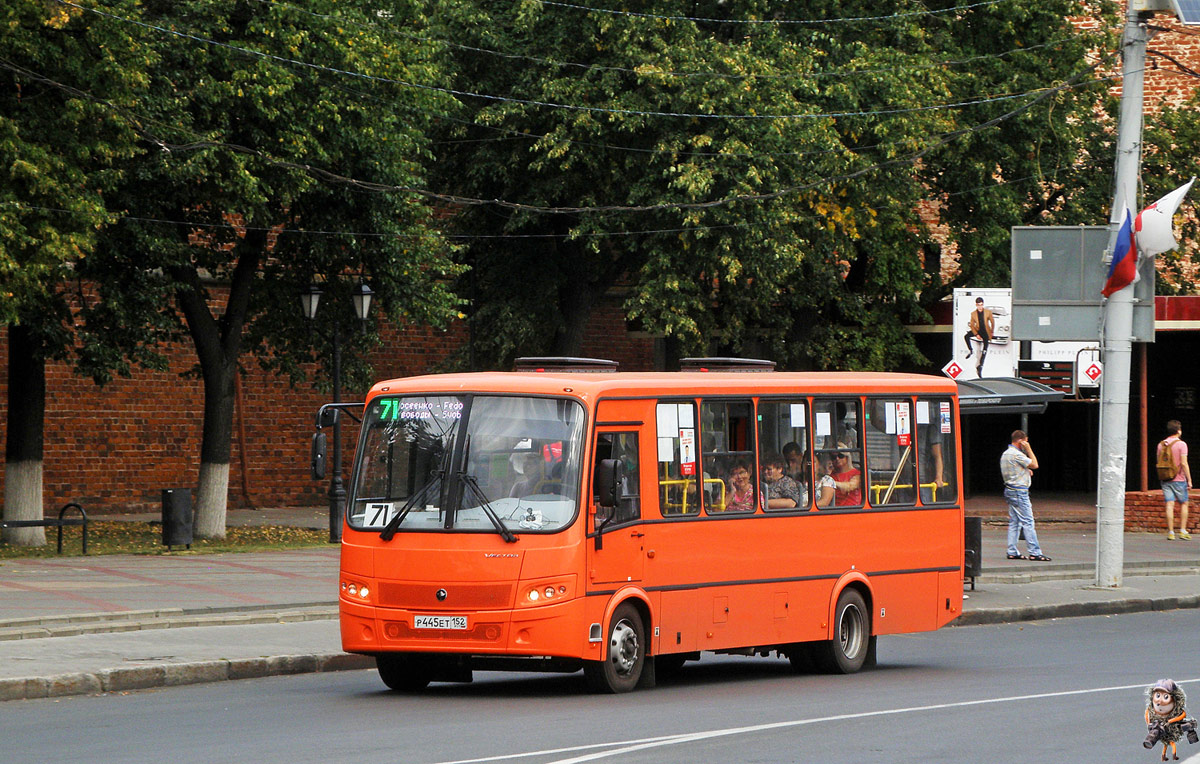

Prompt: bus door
[{"left": 588, "top": 415, "right": 647, "bottom": 586}]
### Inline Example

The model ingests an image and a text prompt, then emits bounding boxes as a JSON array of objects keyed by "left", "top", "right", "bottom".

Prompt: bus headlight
[
  {"left": 341, "top": 579, "right": 373, "bottom": 602},
  {"left": 519, "top": 577, "right": 575, "bottom": 607}
]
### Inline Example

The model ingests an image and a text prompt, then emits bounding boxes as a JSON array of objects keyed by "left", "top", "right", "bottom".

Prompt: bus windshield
[{"left": 350, "top": 395, "right": 586, "bottom": 535}]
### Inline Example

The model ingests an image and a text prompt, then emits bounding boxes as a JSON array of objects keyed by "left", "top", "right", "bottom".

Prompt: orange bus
[{"left": 327, "top": 357, "right": 964, "bottom": 693}]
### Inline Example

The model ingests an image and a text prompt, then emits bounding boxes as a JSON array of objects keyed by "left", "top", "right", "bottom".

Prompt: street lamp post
[{"left": 302, "top": 281, "right": 374, "bottom": 542}]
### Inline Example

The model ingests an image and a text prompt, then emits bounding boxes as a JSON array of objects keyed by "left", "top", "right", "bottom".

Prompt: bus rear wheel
[
  {"left": 814, "top": 588, "right": 871, "bottom": 674},
  {"left": 376, "top": 654, "right": 432, "bottom": 692},
  {"left": 584, "top": 604, "right": 644, "bottom": 693}
]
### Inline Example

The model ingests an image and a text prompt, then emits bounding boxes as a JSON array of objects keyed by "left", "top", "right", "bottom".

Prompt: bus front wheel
[
  {"left": 376, "top": 654, "right": 432, "bottom": 692},
  {"left": 584, "top": 604, "right": 644, "bottom": 693},
  {"left": 814, "top": 588, "right": 871, "bottom": 674}
]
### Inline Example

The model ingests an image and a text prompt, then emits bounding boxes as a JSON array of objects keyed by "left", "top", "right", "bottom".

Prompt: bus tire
[
  {"left": 584, "top": 603, "right": 645, "bottom": 693},
  {"left": 376, "top": 654, "right": 432, "bottom": 692},
  {"left": 814, "top": 588, "right": 871, "bottom": 674}
]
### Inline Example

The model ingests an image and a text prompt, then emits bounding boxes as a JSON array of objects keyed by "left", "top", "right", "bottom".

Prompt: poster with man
[{"left": 952, "top": 288, "right": 1016, "bottom": 380}]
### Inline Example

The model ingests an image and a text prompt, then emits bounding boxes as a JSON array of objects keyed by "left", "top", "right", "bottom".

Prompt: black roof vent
[
  {"left": 679, "top": 357, "right": 776, "bottom": 372},
  {"left": 513, "top": 357, "right": 620, "bottom": 373}
]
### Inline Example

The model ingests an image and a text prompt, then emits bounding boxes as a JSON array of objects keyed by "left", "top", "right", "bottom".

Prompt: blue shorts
[{"left": 1163, "top": 481, "right": 1189, "bottom": 503}]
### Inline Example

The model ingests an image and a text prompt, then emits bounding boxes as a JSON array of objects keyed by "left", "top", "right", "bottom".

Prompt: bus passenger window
[
  {"left": 700, "top": 400, "right": 756, "bottom": 513},
  {"left": 815, "top": 399, "right": 862, "bottom": 507},
  {"left": 657, "top": 402, "right": 700, "bottom": 516},
  {"left": 594, "top": 432, "right": 641, "bottom": 524},
  {"left": 757, "top": 400, "right": 811, "bottom": 510},
  {"left": 864, "top": 398, "right": 917, "bottom": 506},
  {"left": 916, "top": 397, "right": 957, "bottom": 504}
]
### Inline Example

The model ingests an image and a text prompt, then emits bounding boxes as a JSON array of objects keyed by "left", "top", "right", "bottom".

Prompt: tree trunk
[
  {"left": 3, "top": 324, "right": 46, "bottom": 546},
  {"left": 173, "top": 230, "right": 264, "bottom": 539},
  {"left": 193, "top": 359, "right": 236, "bottom": 539}
]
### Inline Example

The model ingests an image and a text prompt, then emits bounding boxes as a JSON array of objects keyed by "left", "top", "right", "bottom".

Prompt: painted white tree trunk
[
  {"left": 2, "top": 461, "right": 45, "bottom": 546},
  {"left": 193, "top": 462, "right": 229, "bottom": 540}
]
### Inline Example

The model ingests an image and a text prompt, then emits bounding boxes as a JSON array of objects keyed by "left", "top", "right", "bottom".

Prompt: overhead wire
[
  {"left": 59, "top": 0, "right": 1100, "bottom": 122},
  {"left": 20, "top": 1, "right": 1117, "bottom": 218},
  {"left": 1, "top": 162, "right": 1093, "bottom": 241},
  {"left": 532, "top": 0, "right": 1017, "bottom": 25},
  {"left": 247, "top": 0, "right": 1078, "bottom": 84}
]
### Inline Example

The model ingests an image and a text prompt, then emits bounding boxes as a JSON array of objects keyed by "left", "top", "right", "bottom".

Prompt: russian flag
[{"left": 1101, "top": 209, "right": 1137, "bottom": 298}]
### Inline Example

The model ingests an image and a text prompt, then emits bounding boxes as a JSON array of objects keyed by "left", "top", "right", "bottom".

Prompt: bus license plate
[{"left": 414, "top": 614, "right": 467, "bottom": 630}]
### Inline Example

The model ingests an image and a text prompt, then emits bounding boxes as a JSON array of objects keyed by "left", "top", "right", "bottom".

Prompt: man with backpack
[{"left": 1157, "top": 420, "right": 1193, "bottom": 540}]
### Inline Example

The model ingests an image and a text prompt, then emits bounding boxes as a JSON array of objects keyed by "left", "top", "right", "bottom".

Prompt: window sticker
[
  {"left": 679, "top": 428, "right": 696, "bottom": 475},
  {"left": 657, "top": 437, "right": 675, "bottom": 462},
  {"left": 884, "top": 402, "right": 897, "bottom": 434},
  {"left": 678, "top": 404, "right": 694, "bottom": 428},
  {"left": 896, "top": 402, "right": 911, "bottom": 447},
  {"left": 789, "top": 403, "right": 806, "bottom": 424},
  {"left": 916, "top": 400, "right": 931, "bottom": 424},
  {"left": 940, "top": 401, "right": 952, "bottom": 434},
  {"left": 816, "top": 411, "right": 832, "bottom": 438},
  {"left": 657, "top": 404, "right": 678, "bottom": 438}
]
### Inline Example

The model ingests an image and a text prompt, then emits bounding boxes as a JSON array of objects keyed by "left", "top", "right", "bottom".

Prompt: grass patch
[{"left": 0, "top": 521, "right": 329, "bottom": 558}]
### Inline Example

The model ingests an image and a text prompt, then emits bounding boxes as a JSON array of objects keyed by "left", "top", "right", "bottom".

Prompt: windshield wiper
[
  {"left": 380, "top": 449, "right": 451, "bottom": 540},
  {"left": 460, "top": 473, "right": 518, "bottom": 543},
  {"left": 457, "top": 435, "right": 517, "bottom": 543}
]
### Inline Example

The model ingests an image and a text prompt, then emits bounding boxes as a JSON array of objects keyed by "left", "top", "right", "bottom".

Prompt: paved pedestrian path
[{"left": 1, "top": 499, "right": 1197, "bottom": 702}]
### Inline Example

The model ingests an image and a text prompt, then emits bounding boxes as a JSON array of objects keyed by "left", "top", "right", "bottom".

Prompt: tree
[
  {"left": 430, "top": 0, "right": 1120, "bottom": 371},
  {"left": 1, "top": 0, "right": 148, "bottom": 545},
  {"left": 85, "top": 0, "right": 461, "bottom": 538}
]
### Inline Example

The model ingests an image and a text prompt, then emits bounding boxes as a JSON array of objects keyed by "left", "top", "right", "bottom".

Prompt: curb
[
  {"left": 0, "top": 605, "right": 338, "bottom": 641},
  {"left": 956, "top": 594, "right": 1200, "bottom": 626},
  {"left": 0, "top": 652, "right": 375, "bottom": 702}
]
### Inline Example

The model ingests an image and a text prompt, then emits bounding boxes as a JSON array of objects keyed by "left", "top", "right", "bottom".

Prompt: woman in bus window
[
  {"left": 725, "top": 462, "right": 756, "bottom": 512},
  {"left": 831, "top": 445, "right": 862, "bottom": 506},
  {"left": 762, "top": 453, "right": 804, "bottom": 509},
  {"left": 815, "top": 455, "right": 837, "bottom": 508}
]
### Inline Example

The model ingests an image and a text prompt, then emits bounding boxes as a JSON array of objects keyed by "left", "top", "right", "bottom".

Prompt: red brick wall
[
  {"left": 1125, "top": 490, "right": 1174, "bottom": 533},
  {"left": 1, "top": 298, "right": 656, "bottom": 515}
]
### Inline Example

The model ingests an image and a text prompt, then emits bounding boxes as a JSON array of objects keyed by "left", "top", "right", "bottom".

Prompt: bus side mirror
[
  {"left": 311, "top": 431, "right": 327, "bottom": 481},
  {"left": 596, "top": 458, "right": 622, "bottom": 509}
]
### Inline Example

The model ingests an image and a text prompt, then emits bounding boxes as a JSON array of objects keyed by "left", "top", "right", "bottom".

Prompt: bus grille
[
  {"left": 383, "top": 621, "right": 504, "bottom": 642},
  {"left": 378, "top": 582, "right": 514, "bottom": 609}
]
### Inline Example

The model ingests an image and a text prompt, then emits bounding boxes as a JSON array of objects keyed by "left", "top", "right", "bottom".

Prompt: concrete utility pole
[{"left": 1096, "top": 6, "right": 1149, "bottom": 588}]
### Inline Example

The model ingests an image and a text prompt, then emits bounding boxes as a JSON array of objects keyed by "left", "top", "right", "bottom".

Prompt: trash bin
[
  {"left": 162, "top": 488, "right": 193, "bottom": 549},
  {"left": 964, "top": 516, "right": 982, "bottom": 590}
]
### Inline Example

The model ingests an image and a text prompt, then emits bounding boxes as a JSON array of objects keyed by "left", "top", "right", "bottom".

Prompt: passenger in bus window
[
  {"left": 782, "top": 442, "right": 806, "bottom": 481},
  {"left": 831, "top": 444, "right": 862, "bottom": 506},
  {"left": 815, "top": 456, "right": 837, "bottom": 508},
  {"left": 508, "top": 452, "right": 543, "bottom": 498},
  {"left": 762, "top": 453, "right": 804, "bottom": 509},
  {"left": 918, "top": 421, "right": 947, "bottom": 503},
  {"left": 725, "top": 462, "right": 756, "bottom": 512}
]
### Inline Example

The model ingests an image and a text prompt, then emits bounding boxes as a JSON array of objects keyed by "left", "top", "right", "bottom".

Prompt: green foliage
[
  {"left": 75, "top": 0, "right": 464, "bottom": 390},
  {"left": 1142, "top": 91, "right": 1200, "bottom": 295},
  {"left": 432, "top": 0, "right": 1122, "bottom": 371},
  {"left": 0, "top": 0, "right": 146, "bottom": 351}
]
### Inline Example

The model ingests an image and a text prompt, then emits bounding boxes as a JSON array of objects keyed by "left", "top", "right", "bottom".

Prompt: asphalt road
[{"left": 5, "top": 611, "right": 1200, "bottom": 764}]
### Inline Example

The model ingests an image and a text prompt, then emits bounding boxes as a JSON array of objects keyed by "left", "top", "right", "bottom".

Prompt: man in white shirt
[{"left": 1000, "top": 430, "right": 1051, "bottom": 561}]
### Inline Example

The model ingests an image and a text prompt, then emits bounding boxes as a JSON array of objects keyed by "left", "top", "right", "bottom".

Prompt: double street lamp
[{"left": 302, "top": 281, "right": 374, "bottom": 542}]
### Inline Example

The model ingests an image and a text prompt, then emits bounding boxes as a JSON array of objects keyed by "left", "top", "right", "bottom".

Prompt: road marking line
[{"left": 432, "top": 678, "right": 1200, "bottom": 764}]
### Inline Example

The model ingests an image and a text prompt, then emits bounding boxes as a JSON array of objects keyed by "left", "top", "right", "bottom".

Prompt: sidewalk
[{"left": 1, "top": 500, "right": 1198, "bottom": 702}]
